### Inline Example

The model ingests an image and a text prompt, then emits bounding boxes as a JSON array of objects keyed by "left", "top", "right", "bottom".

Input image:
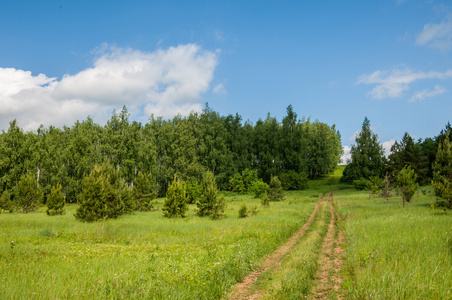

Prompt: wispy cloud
[
  {"left": 213, "top": 83, "right": 227, "bottom": 95},
  {"left": 408, "top": 85, "right": 447, "bottom": 102},
  {"left": 0, "top": 44, "right": 219, "bottom": 130},
  {"left": 416, "top": 14, "right": 452, "bottom": 50},
  {"left": 358, "top": 69, "right": 452, "bottom": 100}
]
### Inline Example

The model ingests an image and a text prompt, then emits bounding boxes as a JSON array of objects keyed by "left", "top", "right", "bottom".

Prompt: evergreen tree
[
  {"left": 132, "top": 171, "right": 156, "bottom": 211},
  {"left": 397, "top": 165, "right": 418, "bottom": 207},
  {"left": 267, "top": 176, "right": 284, "bottom": 202},
  {"left": 432, "top": 133, "right": 452, "bottom": 208},
  {"left": 16, "top": 172, "right": 43, "bottom": 213},
  {"left": 342, "top": 117, "right": 386, "bottom": 183},
  {"left": 163, "top": 176, "right": 188, "bottom": 218},
  {"left": 197, "top": 171, "right": 226, "bottom": 219},
  {"left": 46, "top": 183, "right": 65, "bottom": 215}
]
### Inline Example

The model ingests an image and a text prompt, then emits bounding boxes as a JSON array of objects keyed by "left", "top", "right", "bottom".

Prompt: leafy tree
[
  {"left": 16, "top": 172, "right": 43, "bottom": 213},
  {"left": 432, "top": 134, "right": 452, "bottom": 208},
  {"left": 397, "top": 165, "right": 418, "bottom": 207},
  {"left": 279, "top": 170, "right": 308, "bottom": 190},
  {"left": 197, "top": 172, "right": 226, "bottom": 219},
  {"left": 353, "top": 178, "right": 369, "bottom": 190},
  {"left": 0, "top": 190, "right": 14, "bottom": 213},
  {"left": 132, "top": 171, "right": 155, "bottom": 211},
  {"left": 163, "top": 176, "right": 188, "bottom": 218},
  {"left": 268, "top": 176, "right": 284, "bottom": 202},
  {"left": 46, "top": 183, "right": 65, "bottom": 215},
  {"left": 342, "top": 117, "right": 386, "bottom": 183}
]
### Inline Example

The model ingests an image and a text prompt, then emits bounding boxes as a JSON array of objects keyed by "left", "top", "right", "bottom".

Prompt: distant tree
[
  {"left": 397, "top": 165, "right": 418, "bottom": 207},
  {"left": 16, "top": 172, "right": 43, "bottom": 213},
  {"left": 432, "top": 133, "right": 452, "bottom": 208},
  {"left": 342, "top": 117, "right": 386, "bottom": 183},
  {"left": 268, "top": 176, "right": 284, "bottom": 202},
  {"left": 46, "top": 183, "right": 65, "bottom": 215},
  {"left": 387, "top": 132, "right": 428, "bottom": 184},
  {"left": 163, "top": 176, "right": 188, "bottom": 218},
  {"left": 380, "top": 172, "right": 395, "bottom": 203},
  {"left": 0, "top": 190, "right": 14, "bottom": 213},
  {"left": 132, "top": 171, "right": 155, "bottom": 211},
  {"left": 197, "top": 171, "right": 226, "bottom": 219},
  {"left": 279, "top": 170, "right": 308, "bottom": 190}
]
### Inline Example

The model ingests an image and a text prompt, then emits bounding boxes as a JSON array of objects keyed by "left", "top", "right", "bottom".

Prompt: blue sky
[{"left": 1, "top": 0, "right": 451, "bottom": 162}]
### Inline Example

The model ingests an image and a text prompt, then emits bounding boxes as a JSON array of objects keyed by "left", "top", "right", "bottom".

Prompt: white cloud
[
  {"left": 340, "top": 145, "right": 351, "bottom": 164},
  {"left": 408, "top": 85, "right": 447, "bottom": 102},
  {"left": 0, "top": 44, "right": 218, "bottom": 131},
  {"left": 358, "top": 68, "right": 452, "bottom": 100},
  {"left": 416, "top": 14, "right": 452, "bottom": 50},
  {"left": 213, "top": 83, "right": 227, "bottom": 95},
  {"left": 381, "top": 139, "right": 396, "bottom": 157}
]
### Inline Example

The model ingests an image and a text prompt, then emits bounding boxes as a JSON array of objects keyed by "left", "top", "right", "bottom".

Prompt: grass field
[
  {"left": 0, "top": 191, "right": 319, "bottom": 299},
  {"left": 2, "top": 174, "right": 452, "bottom": 299}
]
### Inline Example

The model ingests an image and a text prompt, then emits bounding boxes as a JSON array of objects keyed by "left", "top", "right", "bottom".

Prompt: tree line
[
  {"left": 342, "top": 117, "right": 452, "bottom": 208},
  {"left": 0, "top": 104, "right": 342, "bottom": 215}
]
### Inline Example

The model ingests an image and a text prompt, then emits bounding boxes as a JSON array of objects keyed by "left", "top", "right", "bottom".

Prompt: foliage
[
  {"left": 380, "top": 172, "right": 395, "bottom": 203},
  {"left": 261, "top": 193, "right": 270, "bottom": 207},
  {"left": 196, "top": 172, "right": 226, "bottom": 219},
  {"left": 397, "top": 165, "right": 418, "bottom": 207},
  {"left": 229, "top": 173, "right": 246, "bottom": 194},
  {"left": 16, "top": 172, "right": 43, "bottom": 213},
  {"left": 353, "top": 178, "right": 369, "bottom": 190},
  {"left": 185, "top": 181, "right": 202, "bottom": 204},
  {"left": 46, "top": 183, "right": 65, "bottom": 215},
  {"left": 268, "top": 176, "right": 284, "bottom": 202},
  {"left": 249, "top": 179, "right": 269, "bottom": 198},
  {"left": 132, "top": 171, "right": 155, "bottom": 211},
  {"left": 432, "top": 133, "right": 452, "bottom": 208},
  {"left": 342, "top": 117, "right": 386, "bottom": 183},
  {"left": 163, "top": 176, "right": 188, "bottom": 218},
  {"left": 279, "top": 170, "right": 308, "bottom": 190},
  {"left": 238, "top": 204, "right": 248, "bottom": 218},
  {"left": 0, "top": 189, "right": 14, "bottom": 213},
  {"left": 75, "top": 162, "right": 129, "bottom": 222},
  {"left": 366, "top": 176, "right": 383, "bottom": 199}
]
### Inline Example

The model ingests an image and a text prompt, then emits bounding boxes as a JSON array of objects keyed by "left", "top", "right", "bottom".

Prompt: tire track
[{"left": 227, "top": 195, "right": 324, "bottom": 300}]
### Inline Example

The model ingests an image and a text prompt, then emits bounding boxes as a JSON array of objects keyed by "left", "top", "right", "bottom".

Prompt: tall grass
[
  {"left": 335, "top": 187, "right": 452, "bottom": 299},
  {"left": 0, "top": 191, "right": 318, "bottom": 299}
]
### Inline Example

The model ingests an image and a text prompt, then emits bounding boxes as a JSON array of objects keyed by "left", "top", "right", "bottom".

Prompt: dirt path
[
  {"left": 227, "top": 195, "right": 324, "bottom": 300},
  {"left": 310, "top": 193, "right": 345, "bottom": 300}
]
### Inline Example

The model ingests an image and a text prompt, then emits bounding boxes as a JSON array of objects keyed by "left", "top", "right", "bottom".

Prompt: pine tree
[
  {"left": 268, "top": 176, "right": 284, "bottom": 202},
  {"left": 133, "top": 171, "right": 155, "bottom": 211},
  {"left": 197, "top": 171, "right": 226, "bottom": 219},
  {"left": 163, "top": 176, "right": 188, "bottom": 218},
  {"left": 16, "top": 172, "right": 43, "bottom": 213},
  {"left": 342, "top": 117, "right": 386, "bottom": 183},
  {"left": 432, "top": 133, "right": 452, "bottom": 208},
  {"left": 46, "top": 183, "right": 65, "bottom": 215},
  {"left": 397, "top": 165, "right": 418, "bottom": 207}
]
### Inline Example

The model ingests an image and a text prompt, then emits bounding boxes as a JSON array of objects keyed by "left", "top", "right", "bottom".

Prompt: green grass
[
  {"left": 0, "top": 192, "right": 318, "bottom": 299},
  {"left": 335, "top": 186, "right": 452, "bottom": 300}
]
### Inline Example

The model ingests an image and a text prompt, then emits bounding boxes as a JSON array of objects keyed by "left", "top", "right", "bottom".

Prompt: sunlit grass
[{"left": 0, "top": 191, "right": 318, "bottom": 299}]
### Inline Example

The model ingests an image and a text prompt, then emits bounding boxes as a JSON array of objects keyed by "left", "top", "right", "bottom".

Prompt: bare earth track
[
  {"left": 227, "top": 195, "right": 324, "bottom": 300},
  {"left": 227, "top": 192, "right": 345, "bottom": 300}
]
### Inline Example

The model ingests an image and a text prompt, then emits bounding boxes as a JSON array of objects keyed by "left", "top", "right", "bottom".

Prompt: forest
[{"left": 0, "top": 104, "right": 342, "bottom": 216}]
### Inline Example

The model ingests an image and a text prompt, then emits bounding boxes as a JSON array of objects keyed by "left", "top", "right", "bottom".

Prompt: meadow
[{"left": 0, "top": 191, "right": 319, "bottom": 299}]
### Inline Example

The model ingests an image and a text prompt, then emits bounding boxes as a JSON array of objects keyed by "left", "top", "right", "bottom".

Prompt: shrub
[
  {"left": 353, "top": 178, "right": 369, "bottom": 190},
  {"left": 229, "top": 173, "right": 246, "bottom": 194},
  {"left": 197, "top": 172, "right": 226, "bottom": 219},
  {"left": 185, "top": 181, "right": 202, "bottom": 204},
  {"left": 250, "top": 180, "right": 269, "bottom": 198},
  {"left": 0, "top": 190, "right": 14, "bottom": 213},
  {"left": 238, "top": 204, "right": 248, "bottom": 218},
  {"left": 163, "top": 176, "right": 188, "bottom": 218},
  {"left": 261, "top": 193, "right": 270, "bottom": 207},
  {"left": 133, "top": 171, "right": 156, "bottom": 211},
  {"left": 279, "top": 171, "right": 308, "bottom": 190},
  {"left": 397, "top": 165, "right": 418, "bottom": 207},
  {"left": 268, "top": 176, "right": 284, "bottom": 202},
  {"left": 46, "top": 183, "right": 65, "bottom": 216}
]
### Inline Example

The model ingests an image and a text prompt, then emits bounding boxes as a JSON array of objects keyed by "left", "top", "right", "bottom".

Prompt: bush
[
  {"left": 250, "top": 180, "right": 269, "bottom": 198},
  {"left": 46, "top": 183, "right": 65, "bottom": 216},
  {"left": 268, "top": 176, "right": 284, "bottom": 202},
  {"left": 0, "top": 190, "right": 14, "bottom": 213},
  {"left": 261, "top": 193, "right": 270, "bottom": 207},
  {"left": 197, "top": 172, "right": 226, "bottom": 219},
  {"left": 238, "top": 204, "right": 248, "bottom": 218},
  {"left": 229, "top": 173, "right": 246, "bottom": 194},
  {"left": 279, "top": 171, "right": 308, "bottom": 190},
  {"left": 353, "top": 178, "right": 369, "bottom": 190},
  {"left": 185, "top": 181, "right": 202, "bottom": 204},
  {"left": 163, "top": 176, "right": 188, "bottom": 218}
]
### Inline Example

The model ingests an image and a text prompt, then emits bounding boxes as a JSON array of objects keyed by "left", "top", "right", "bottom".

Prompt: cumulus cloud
[
  {"left": 0, "top": 44, "right": 218, "bottom": 131},
  {"left": 340, "top": 145, "right": 351, "bottom": 164},
  {"left": 416, "top": 14, "right": 452, "bottom": 50},
  {"left": 408, "top": 85, "right": 447, "bottom": 102},
  {"left": 357, "top": 68, "right": 452, "bottom": 100},
  {"left": 381, "top": 139, "right": 396, "bottom": 157}
]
